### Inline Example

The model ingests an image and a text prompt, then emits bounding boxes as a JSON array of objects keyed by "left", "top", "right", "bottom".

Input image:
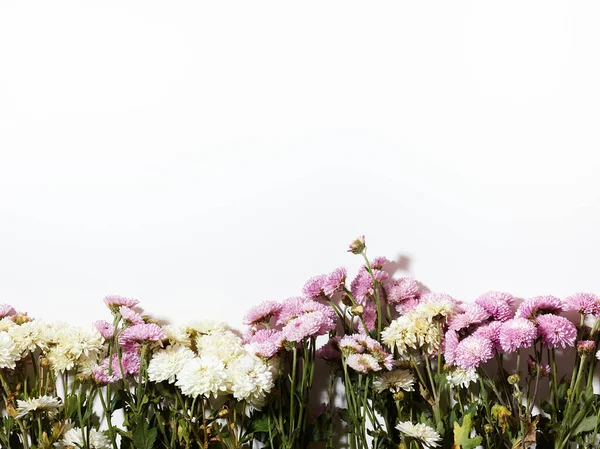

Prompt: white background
[{"left": 1, "top": 1, "right": 599, "bottom": 328}]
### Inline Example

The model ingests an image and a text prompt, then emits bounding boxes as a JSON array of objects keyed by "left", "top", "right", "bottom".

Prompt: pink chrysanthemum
[
  {"left": 448, "top": 303, "right": 490, "bottom": 332},
  {"left": 0, "top": 304, "right": 16, "bottom": 318},
  {"left": 282, "top": 312, "right": 327, "bottom": 342},
  {"left": 528, "top": 359, "right": 551, "bottom": 376},
  {"left": 564, "top": 293, "right": 600, "bottom": 316},
  {"left": 357, "top": 301, "right": 377, "bottom": 334},
  {"left": 93, "top": 350, "right": 141, "bottom": 383},
  {"left": 104, "top": 295, "right": 139, "bottom": 309},
  {"left": 248, "top": 329, "right": 283, "bottom": 358},
  {"left": 302, "top": 275, "right": 326, "bottom": 299},
  {"left": 339, "top": 335, "right": 364, "bottom": 354},
  {"left": 473, "top": 321, "right": 503, "bottom": 351},
  {"left": 454, "top": 335, "right": 494, "bottom": 369},
  {"left": 385, "top": 278, "right": 421, "bottom": 304},
  {"left": 277, "top": 297, "right": 309, "bottom": 324},
  {"left": 322, "top": 267, "right": 347, "bottom": 297},
  {"left": 373, "top": 269, "right": 389, "bottom": 282},
  {"left": 350, "top": 270, "right": 375, "bottom": 304},
  {"left": 119, "top": 306, "right": 144, "bottom": 325},
  {"left": 475, "top": 292, "right": 515, "bottom": 322},
  {"left": 443, "top": 330, "right": 460, "bottom": 365},
  {"left": 577, "top": 340, "right": 596, "bottom": 355},
  {"left": 394, "top": 297, "right": 421, "bottom": 315},
  {"left": 243, "top": 301, "right": 283, "bottom": 325},
  {"left": 370, "top": 256, "right": 388, "bottom": 270},
  {"left": 317, "top": 338, "right": 341, "bottom": 361},
  {"left": 346, "top": 353, "right": 381, "bottom": 373},
  {"left": 516, "top": 295, "right": 563, "bottom": 319},
  {"left": 535, "top": 314, "right": 576, "bottom": 349},
  {"left": 94, "top": 320, "right": 115, "bottom": 339},
  {"left": 118, "top": 323, "right": 165, "bottom": 346},
  {"left": 499, "top": 318, "right": 537, "bottom": 353}
]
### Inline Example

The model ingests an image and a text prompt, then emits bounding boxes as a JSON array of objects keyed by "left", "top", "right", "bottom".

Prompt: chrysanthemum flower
[
  {"left": 396, "top": 421, "right": 441, "bottom": 448},
  {"left": 346, "top": 353, "right": 381, "bottom": 373},
  {"left": 316, "top": 338, "right": 341, "bottom": 361},
  {"left": 119, "top": 306, "right": 144, "bottom": 325},
  {"left": 282, "top": 312, "right": 324, "bottom": 342},
  {"left": 0, "top": 304, "right": 16, "bottom": 319},
  {"left": 448, "top": 303, "right": 490, "bottom": 331},
  {"left": 55, "top": 427, "right": 111, "bottom": 449},
  {"left": 516, "top": 295, "right": 563, "bottom": 319},
  {"left": 322, "top": 267, "right": 347, "bottom": 296},
  {"left": 243, "top": 301, "right": 283, "bottom": 325},
  {"left": 564, "top": 293, "right": 600, "bottom": 316},
  {"left": 93, "top": 320, "right": 115, "bottom": 339},
  {"left": 535, "top": 314, "right": 576, "bottom": 349},
  {"left": 176, "top": 355, "right": 228, "bottom": 398},
  {"left": 443, "top": 330, "right": 460, "bottom": 365},
  {"left": 475, "top": 291, "right": 514, "bottom": 322},
  {"left": 454, "top": 335, "right": 494, "bottom": 369},
  {"left": 302, "top": 275, "right": 326, "bottom": 299},
  {"left": 350, "top": 270, "right": 375, "bottom": 304},
  {"left": 446, "top": 367, "right": 478, "bottom": 389},
  {"left": 148, "top": 344, "right": 195, "bottom": 383},
  {"left": 499, "top": 317, "right": 537, "bottom": 353},
  {"left": 15, "top": 395, "right": 62, "bottom": 418},
  {"left": 0, "top": 332, "right": 21, "bottom": 369},
  {"left": 248, "top": 329, "right": 283, "bottom": 359},
  {"left": 385, "top": 277, "right": 421, "bottom": 305},
  {"left": 373, "top": 369, "right": 415, "bottom": 393},
  {"left": 347, "top": 235, "right": 366, "bottom": 254},
  {"left": 118, "top": 323, "right": 165, "bottom": 346},
  {"left": 472, "top": 321, "right": 503, "bottom": 351},
  {"left": 103, "top": 295, "right": 139, "bottom": 309},
  {"left": 577, "top": 340, "right": 596, "bottom": 355}
]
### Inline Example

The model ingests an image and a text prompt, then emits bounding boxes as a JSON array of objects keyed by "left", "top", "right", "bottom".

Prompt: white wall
[{"left": 1, "top": 1, "right": 599, "bottom": 328}]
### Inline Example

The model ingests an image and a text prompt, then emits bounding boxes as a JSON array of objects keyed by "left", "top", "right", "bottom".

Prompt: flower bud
[
  {"left": 351, "top": 305, "right": 364, "bottom": 316},
  {"left": 484, "top": 424, "right": 494, "bottom": 434},
  {"left": 577, "top": 340, "right": 596, "bottom": 355},
  {"left": 218, "top": 408, "right": 229, "bottom": 418},
  {"left": 507, "top": 373, "right": 520, "bottom": 385},
  {"left": 39, "top": 356, "right": 50, "bottom": 368},
  {"left": 347, "top": 236, "right": 366, "bottom": 254},
  {"left": 393, "top": 391, "right": 405, "bottom": 401},
  {"left": 341, "top": 294, "right": 353, "bottom": 307}
]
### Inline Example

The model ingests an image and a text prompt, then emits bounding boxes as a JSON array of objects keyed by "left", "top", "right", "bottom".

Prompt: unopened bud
[
  {"left": 484, "top": 424, "right": 494, "bottom": 433},
  {"left": 393, "top": 391, "right": 405, "bottom": 401},
  {"left": 218, "top": 408, "right": 229, "bottom": 418},
  {"left": 39, "top": 357, "right": 50, "bottom": 368},
  {"left": 347, "top": 236, "right": 366, "bottom": 254},
  {"left": 507, "top": 374, "right": 520, "bottom": 385},
  {"left": 578, "top": 340, "right": 596, "bottom": 355},
  {"left": 351, "top": 305, "right": 364, "bottom": 316},
  {"left": 341, "top": 294, "right": 353, "bottom": 307}
]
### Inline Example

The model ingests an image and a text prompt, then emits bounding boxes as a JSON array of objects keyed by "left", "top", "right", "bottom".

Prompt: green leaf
[
  {"left": 453, "top": 414, "right": 483, "bottom": 449},
  {"left": 132, "top": 419, "right": 157, "bottom": 449},
  {"left": 573, "top": 415, "right": 597, "bottom": 436},
  {"left": 247, "top": 413, "right": 271, "bottom": 433}
]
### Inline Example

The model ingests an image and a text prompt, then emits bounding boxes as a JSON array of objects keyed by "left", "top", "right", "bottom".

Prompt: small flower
[
  {"left": 385, "top": 278, "right": 421, "bottom": 305},
  {"left": 475, "top": 292, "right": 514, "bottom": 322},
  {"left": 446, "top": 367, "right": 478, "bottom": 388},
  {"left": 350, "top": 270, "right": 375, "bottom": 304},
  {"left": 0, "top": 304, "right": 16, "bottom": 318},
  {"left": 0, "top": 332, "right": 21, "bottom": 369},
  {"left": 15, "top": 395, "right": 62, "bottom": 418},
  {"left": 243, "top": 301, "right": 282, "bottom": 325},
  {"left": 148, "top": 344, "right": 196, "bottom": 384},
  {"left": 302, "top": 275, "right": 326, "bottom": 299},
  {"left": 448, "top": 303, "right": 490, "bottom": 332},
  {"left": 248, "top": 329, "right": 283, "bottom": 358},
  {"left": 454, "top": 335, "right": 494, "bottom": 369},
  {"left": 103, "top": 295, "right": 139, "bottom": 309},
  {"left": 527, "top": 359, "right": 551, "bottom": 377},
  {"left": 323, "top": 267, "right": 347, "bottom": 296},
  {"left": 373, "top": 369, "right": 415, "bottom": 393},
  {"left": 370, "top": 256, "right": 388, "bottom": 270},
  {"left": 516, "top": 295, "right": 563, "bottom": 319},
  {"left": 535, "top": 314, "right": 576, "bottom": 349},
  {"left": 316, "top": 338, "right": 341, "bottom": 362},
  {"left": 56, "top": 427, "right": 111, "bottom": 449},
  {"left": 499, "top": 318, "right": 537, "bottom": 353},
  {"left": 119, "top": 306, "right": 144, "bottom": 325},
  {"left": 564, "top": 293, "right": 600, "bottom": 316},
  {"left": 118, "top": 323, "right": 165, "bottom": 346},
  {"left": 578, "top": 340, "right": 596, "bottom": 355},
  {"left": 346, "top": 353, "right": 381, "bottom": 373},
  {"left": 93, "top": 320, "right": 115, "bottom": 339},
  {"left": 282, "top": 311, "right": 331, "bottom": 342},
  {"left": 396, "top": 421, "right": 441, "bottom": 448},
  {"left": 472, "top": 321, "right": 503, "bottom": 351},
  {"left": 348, "top": 235, "right": 366, "bottom": 254}
]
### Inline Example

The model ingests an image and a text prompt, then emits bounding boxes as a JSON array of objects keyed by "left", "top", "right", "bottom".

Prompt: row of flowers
[{"left": 2, "top": 236, "right": 600, "bottom": 448}]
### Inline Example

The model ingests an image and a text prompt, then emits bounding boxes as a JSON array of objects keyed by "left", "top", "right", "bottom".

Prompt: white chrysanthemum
[
  {"left": 0, "top": 332, "right": 22, "bottom": 369},
  {"left": 44, "top": 325, "right": 104, "bottom": 372},
  {"left": 446, "top": 367, "right": 478, "bottom": 389},
  {"left": 227, "top": 351, "right": 274, "bottom": 411},
  {"left": 8, "top": 320, "right": 47, "bottom": 354},
  {"left": 15, "top": 395, "right": 62, "bottom": 418},
  {"left": 373, "top": 369, "right": 415, "bottom": 393},
  {"left": 163, "top": 324, "right": 192, "bottom": 347},
  {"left": 396, "top": 421, "right": 441, "bottom": 448},
  {"left": 196, "top": 331, "right": 244, "bottom": 365},
  {"left": 148, "top": 344, "right": 195, "bottom": 384},
  {"left": 175, "top": 355, "right": 228, "bottom": 398},
  {"left": 415, "top": 300, "right": 455, "bottom": 320},
  {"left": 56, "top": 427, "right": 111, "bottom": 449},
  {"left": 0, "top": 317, "right": 16, "bottom": 332},
  {"left": 187, "top": 320, "right": 228, "bottom": 335},
  {"left": 382, "top": 314, "right": 439, "bottom": 357}
]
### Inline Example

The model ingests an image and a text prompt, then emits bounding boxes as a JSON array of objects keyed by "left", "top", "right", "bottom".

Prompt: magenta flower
[
  {"left": 93, "top": 350, "right": 141, "bottom": 383},
  {"left": 119, "top": 306, "right": 144, "bottom": 325},
  {"left": 385, "top": 277, "right": 421, "bottom": 304},
  {"left": 475, "top": 292, "right": 515, "bottom": 322},
  {"left": 448, "top": 303, "right": 490, "bottom": 332},
  {"left": 473, "top": 321, "right": 503, "bottom": 351},
  {"left": 357, "top": 301, "right": 377, "bottom": 334},
  {"left": 277, "top": 297, "right": 309, "bottom": 324},
  {"left": 370, "top": 256, "right": 388, "bottom": 270},
  {"left": 317, "top": 338, "right": 341, "bottom": 362},
  {"left": 94, "top": 320, "right": 115, "bottom": 339},
  {"left": 443, "top": 330, "right": 460, "bottom": 365},
  {"left": 302, "top": 275, "right": 326, "bottom": 299},
  {"left": 118, "top": 323, "right": 165, "bottom": 346},
  {"left": 104, "top": 295, "right": 139, "bottom": 309},
  {"left": 248, "top": 329, "right": 283, "bottom": 358},
  {"left": 499, "top": 318, "right": 537, "bottom": 353},
  {"left": 282, "top": 311, "right": 329, "bottom": 342},
  {"left": 454, "top": 335, "right": 494, "bottom": 369},
  {"left": 535, "top": 314, "right": 576, "bottom": 349},
  {"left": 0, "top": 304, "right": 16, "bottom": 318},
  {"left": 516, "top": 295, "right": 563, "bottom": 319},
  {"left": 243, "top": 300, "right": 282, "bottom": 325},
  {"left": 350, "top": 270, "right": 375, "bottom": 304},
  {"left": 564, "top": 293, "right": 600, "bottom": 316},
  {"left": 322, "top": 267, "right": 347, "bottom": 296}
]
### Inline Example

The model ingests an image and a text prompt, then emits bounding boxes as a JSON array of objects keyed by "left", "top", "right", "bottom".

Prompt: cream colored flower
[
  {"left": 373, "top": 369, "right": 415, "bottom": 393},
  {"left": 15, "top": 395, "right": 62, "bottom": 418}
]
